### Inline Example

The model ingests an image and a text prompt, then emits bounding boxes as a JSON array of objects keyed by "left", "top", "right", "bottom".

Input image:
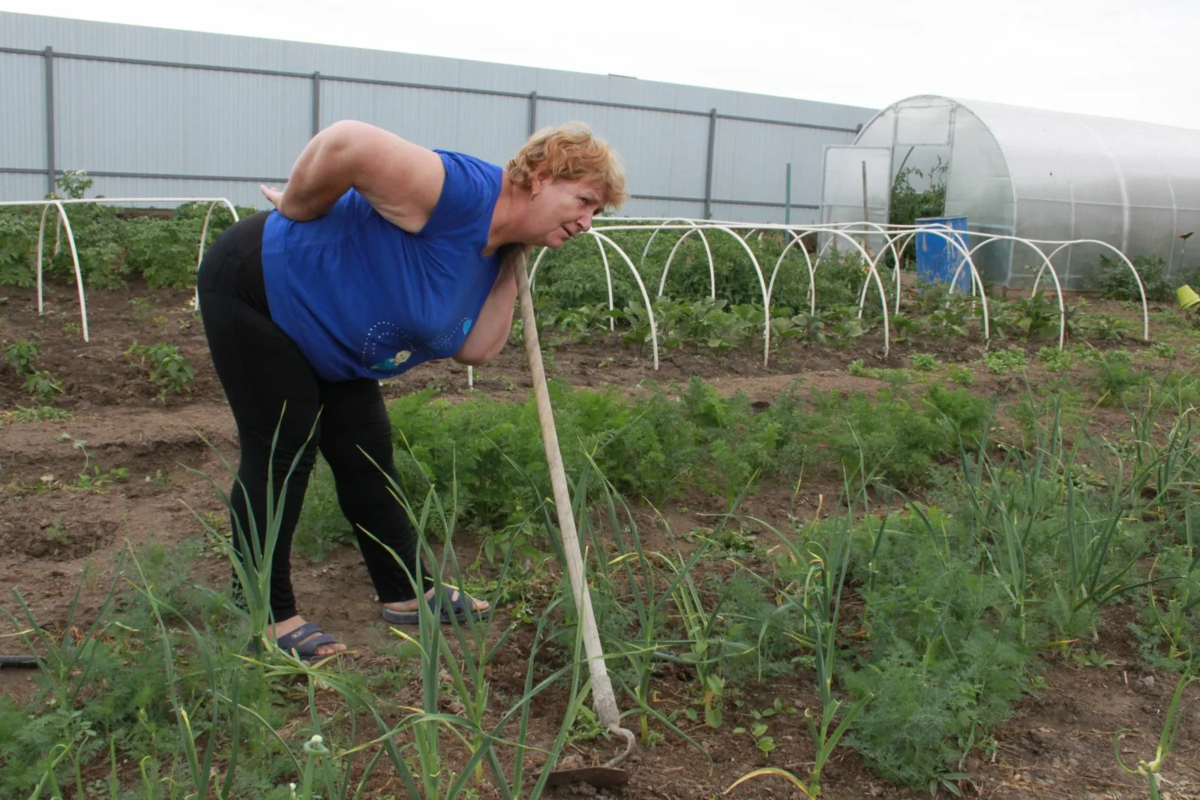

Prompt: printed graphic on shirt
[
  {"left": 362, "top": 318, "right": 476, "bottom": 373},
  {"left": 363, "top": 322, "right": 424, "bottom": 373}
]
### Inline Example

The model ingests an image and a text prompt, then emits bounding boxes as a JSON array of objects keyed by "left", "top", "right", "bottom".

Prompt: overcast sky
[{"left": 2, "top": 0, "right": 1194, "bottom": 130}]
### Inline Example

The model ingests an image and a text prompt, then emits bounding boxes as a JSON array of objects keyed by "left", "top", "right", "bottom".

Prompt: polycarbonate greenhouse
[{"left": 841, "top": 95, "right": 1200, "bottom": 291}]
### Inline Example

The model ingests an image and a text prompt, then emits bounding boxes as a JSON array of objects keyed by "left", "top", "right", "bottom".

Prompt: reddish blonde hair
[{"left": 507, "top": 122, "right": 628, "bottom": 210}]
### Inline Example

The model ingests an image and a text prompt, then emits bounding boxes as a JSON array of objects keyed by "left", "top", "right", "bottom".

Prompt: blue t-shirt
[{"left": 261, "top": 150, "right": 503, "bottom": 381}]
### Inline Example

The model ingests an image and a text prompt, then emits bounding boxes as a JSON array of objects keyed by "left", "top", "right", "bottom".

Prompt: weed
[
  {"left": 1037, "top": 345, "right": 1072, "bottom": 373},
  {"left": 1089, "top": 349, "right": 1147, "bottom": 405},
  {"left": 731, "top": 722, "right": 777, "bottom": 757},
  {"left": 1151, "top": 342, "right": 1177, "bottom": 360},
  {"left": 982, "top": 347, "right": 1027, "bottom": 374},
  {"left": 23, "top": 369, "right": 64, "bottom": 404},
  {"left": 125, "top": 341, "right": 196, "bottom": 400},
  {"left": 3, "top": 339, "right": 40, "bottom": 375},
  {"left": 129, "top": 296, "right": 151, "bottom": 323},
  {"left": 1082, "top": 314, "right": 1128, "bottom": 341},
  {"left": 0, "top": 405, "right": 70, "bottom": 424},
  {"left": 909, "top": 353, "right": 939, "bottom": 372},
  {"left": 948, "top": 365, "right": 974, "bottom": 385}
]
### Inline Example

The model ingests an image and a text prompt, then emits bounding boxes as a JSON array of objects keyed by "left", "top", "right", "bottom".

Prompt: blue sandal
[
  {"left": 274, "top": 621, "right": 342, "bottom": 663},
  {"left": 381, "top": 587, "right": 493, "bottom": 625}
]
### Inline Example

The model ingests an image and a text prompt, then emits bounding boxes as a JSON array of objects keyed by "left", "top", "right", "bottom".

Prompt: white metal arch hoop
[
  {"left": 966, "top": 234, "right": 1067, "bottom": 349},
  {"left": 194, "top": 199, "right": 241, "bottom": 310},
  {"left": 658, "top": 225, "right": 716, "bottom": 301},
  {"left": 529, "top": 234, "right": 618, "bottom": 326},
  {"left": 882, "top": 225, "right": 991, "bottom": 343},
  {"left": 1033, "top": 240, "right": 1149, "bottom": 341},
  {"left": 811, "top": 228, "right": 892, "bottom": 356},
  {"left": 35, "top": 202, "right": 89, "bottom": 342},
  {"left": 527, "top": 232, "right": 660, "bottom": 370},
  {"left": 702, "top": 225, "right": 771, "bottom": 365},
  {"left": 766, "top": 231, "right": 817, "bottom": 318},
  {"left": 825, "top": 220, "right": 908, "bottom": 314},
  {"left": 588, "top": 231, "right": 660, "bottom": 370},
  {"left": 640, "top": 217, "right": 702, "bottom": 268}
]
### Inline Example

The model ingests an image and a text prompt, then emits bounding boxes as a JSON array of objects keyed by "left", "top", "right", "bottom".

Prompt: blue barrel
[{"left": 915, "top": 216, "right": 971, "bottom": 294}]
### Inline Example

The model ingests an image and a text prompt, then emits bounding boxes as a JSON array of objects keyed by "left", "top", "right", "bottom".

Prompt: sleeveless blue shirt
[{"left": 261, "top": 150, "right": 503, "bottom": 382}]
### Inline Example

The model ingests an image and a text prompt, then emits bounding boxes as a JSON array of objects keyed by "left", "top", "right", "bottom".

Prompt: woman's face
[{"left": 526, "top": 175, "right": 606, "bottom": 248}]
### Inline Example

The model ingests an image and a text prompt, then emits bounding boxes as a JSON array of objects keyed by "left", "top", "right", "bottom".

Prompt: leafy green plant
[
  {"left": 731, "top": 722, "right": 777, "bottom": 757},
  {"left": 1089, "top": 349, "right": 1147, "bottom": 405},
  {"left": 0, "top": 207, "right": 39, "bottom": 287},
  {"left": 0, "top": 405, "right": 71, "bottom": 424},
  {"left": 1151, "top": 342, "right": 1176, "bottom": 360},
  {"left": 889, "top": 160, "right": 948, "bottom": 234},
  {"left": 991, "top": 290, "right": 1067, "bottom": 341},
  {"left": 1037, "top": 345, "right": 1072, "bottom": 373},
  {"left": 125, "top": 341, "right": 196, "bottom": 400},
  {"left": 23, "top": 369, "right": 63, "bottom": 404},
  {"left": 1097, "top": 254, "right": 1183, "bottom": 303},
  {"left": 3, "top": 339, "right": 40, "bottom": 376},
  {"left": 728, "top": 486, "right": 873, "bottom": 798},
  {"left": 982, "top": 347, "right": 1027, "bottom": 374},
  {"left": 909, "top": 353, "right": 939, "bottom": 372},
  {"left": 948, "top": 364, "right": 974, "bottom": 385}
]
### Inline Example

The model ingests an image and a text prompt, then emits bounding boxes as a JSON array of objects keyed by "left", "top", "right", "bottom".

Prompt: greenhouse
[{"left": 835, "top": 94, "right": 1200, "bottom": 291}]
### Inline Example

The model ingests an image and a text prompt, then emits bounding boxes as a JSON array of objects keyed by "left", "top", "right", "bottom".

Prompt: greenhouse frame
[{"left": 833, "top": 94, "right": 1200, "bottom": 291}]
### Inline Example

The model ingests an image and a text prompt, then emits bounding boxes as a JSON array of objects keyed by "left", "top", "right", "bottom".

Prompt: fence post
[
  {"left": 44, "top": 46, "right": 55, "bottom": 195},
  {"left": 312, "top": 71, "right": 321, "bottom": 137},
  {"left": 528, "top": 91, "right": 538, "bottom": 137},
  {"left": 785, "top": 162, "right": 792, "bottom": 225},
  {"left": 703, "top": 107, "right": 717, "bottom": 220}
]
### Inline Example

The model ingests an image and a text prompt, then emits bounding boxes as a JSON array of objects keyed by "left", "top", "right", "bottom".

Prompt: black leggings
[{"left": 196, "top": 212, "right": 424, "bottom": 621}]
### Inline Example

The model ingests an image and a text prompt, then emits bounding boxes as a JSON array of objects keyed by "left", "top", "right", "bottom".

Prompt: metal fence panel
[
  {"left": 319, "top": 82, "right": 528, "bottom": 165},
  {"left": 0, "top": 10, "right": 878, "bottom": 218},
  {"left": 538, "top": 99, "right": 711, "bottom": 201},
  {"left": 0, "top": 52, "right": 46, "bottom": 170},
  {"left": 54, "top": 59, "right": 311, "bottom": 177}
]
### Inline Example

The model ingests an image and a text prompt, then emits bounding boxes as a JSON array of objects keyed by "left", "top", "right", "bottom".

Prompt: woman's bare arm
[
  {"left": 453, "top": 256, "right": 522, "bottom": 367},
  {"left": 261, "top": 120, "right": 446, "bottom": 232}
]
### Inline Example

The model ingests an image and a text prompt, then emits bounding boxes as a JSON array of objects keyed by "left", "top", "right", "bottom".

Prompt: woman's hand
[{"left": 259, "top": 185, "right": 285, "bottom": 213}]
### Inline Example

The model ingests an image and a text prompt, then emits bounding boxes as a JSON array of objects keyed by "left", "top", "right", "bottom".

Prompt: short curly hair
[{"left": 507, "top": 122, "right": 629, "bottom": 210}]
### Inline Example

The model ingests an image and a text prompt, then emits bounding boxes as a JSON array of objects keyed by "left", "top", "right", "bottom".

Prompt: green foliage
[
  {"left": 0, "top": 207, "right": 39, "bottom": 287},
  {"left": 948, "top": 364, "right": 975, "bottom": 385},
  {"left": 0, "top": 405, "right": 71, "bottom": 424},
  {"left": 0, "top": 172, "right": 254, "bottom": 290},
  {"left": 889, "top": 160, "right": 948, "bottom": 230},
  {"left": 6, "top": 336, "right": 64, "bottom": 404},
  {"left": 909, "top": 353, "right": 939, "bottom": 372},
  {"left": 990, "top": 290, "right": 1070, "bottom": 341},
  {"left": 124, "top": 341, "right": 196, "bottom": 400},
  {"left": 528, "top": 227, "right": 888, "bottom": 334},
  {"left": 4, "top": 339, "right": 41, "bottom": 376},
  {"left": 845, "top": 634, "right": 1026, "bottom": 791},
  {"left": 23, "top": 369, "right": 64, "bottom": 404},
  {"left": 1097, "top": 254, "right": 1189, "bottom": 303},
  {"left": 982, "top": 347, "right": 1027, "bottom": 374},
  {"left": 1089, "top": 349, "right": 1147, "bottom": 405},
  {"left": 804, "top": 386, "right": 986, "bottom": 490},
  {"left": 1038, "top": 345, "right": 1072, "bottom": 373}
]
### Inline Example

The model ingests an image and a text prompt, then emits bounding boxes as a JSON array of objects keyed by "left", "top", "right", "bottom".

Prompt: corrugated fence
[{"left": 0, "top": 12, "right": 877, "bottom": 221}]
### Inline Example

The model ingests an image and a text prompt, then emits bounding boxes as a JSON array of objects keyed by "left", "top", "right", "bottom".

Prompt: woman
[{"left": 197, "top": 120, "right": 628, "bottom": 661}]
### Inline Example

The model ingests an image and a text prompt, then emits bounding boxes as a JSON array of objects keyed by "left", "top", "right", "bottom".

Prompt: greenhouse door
[{"left": 819, "top": 146, "right": 893, "bottom": 257}]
